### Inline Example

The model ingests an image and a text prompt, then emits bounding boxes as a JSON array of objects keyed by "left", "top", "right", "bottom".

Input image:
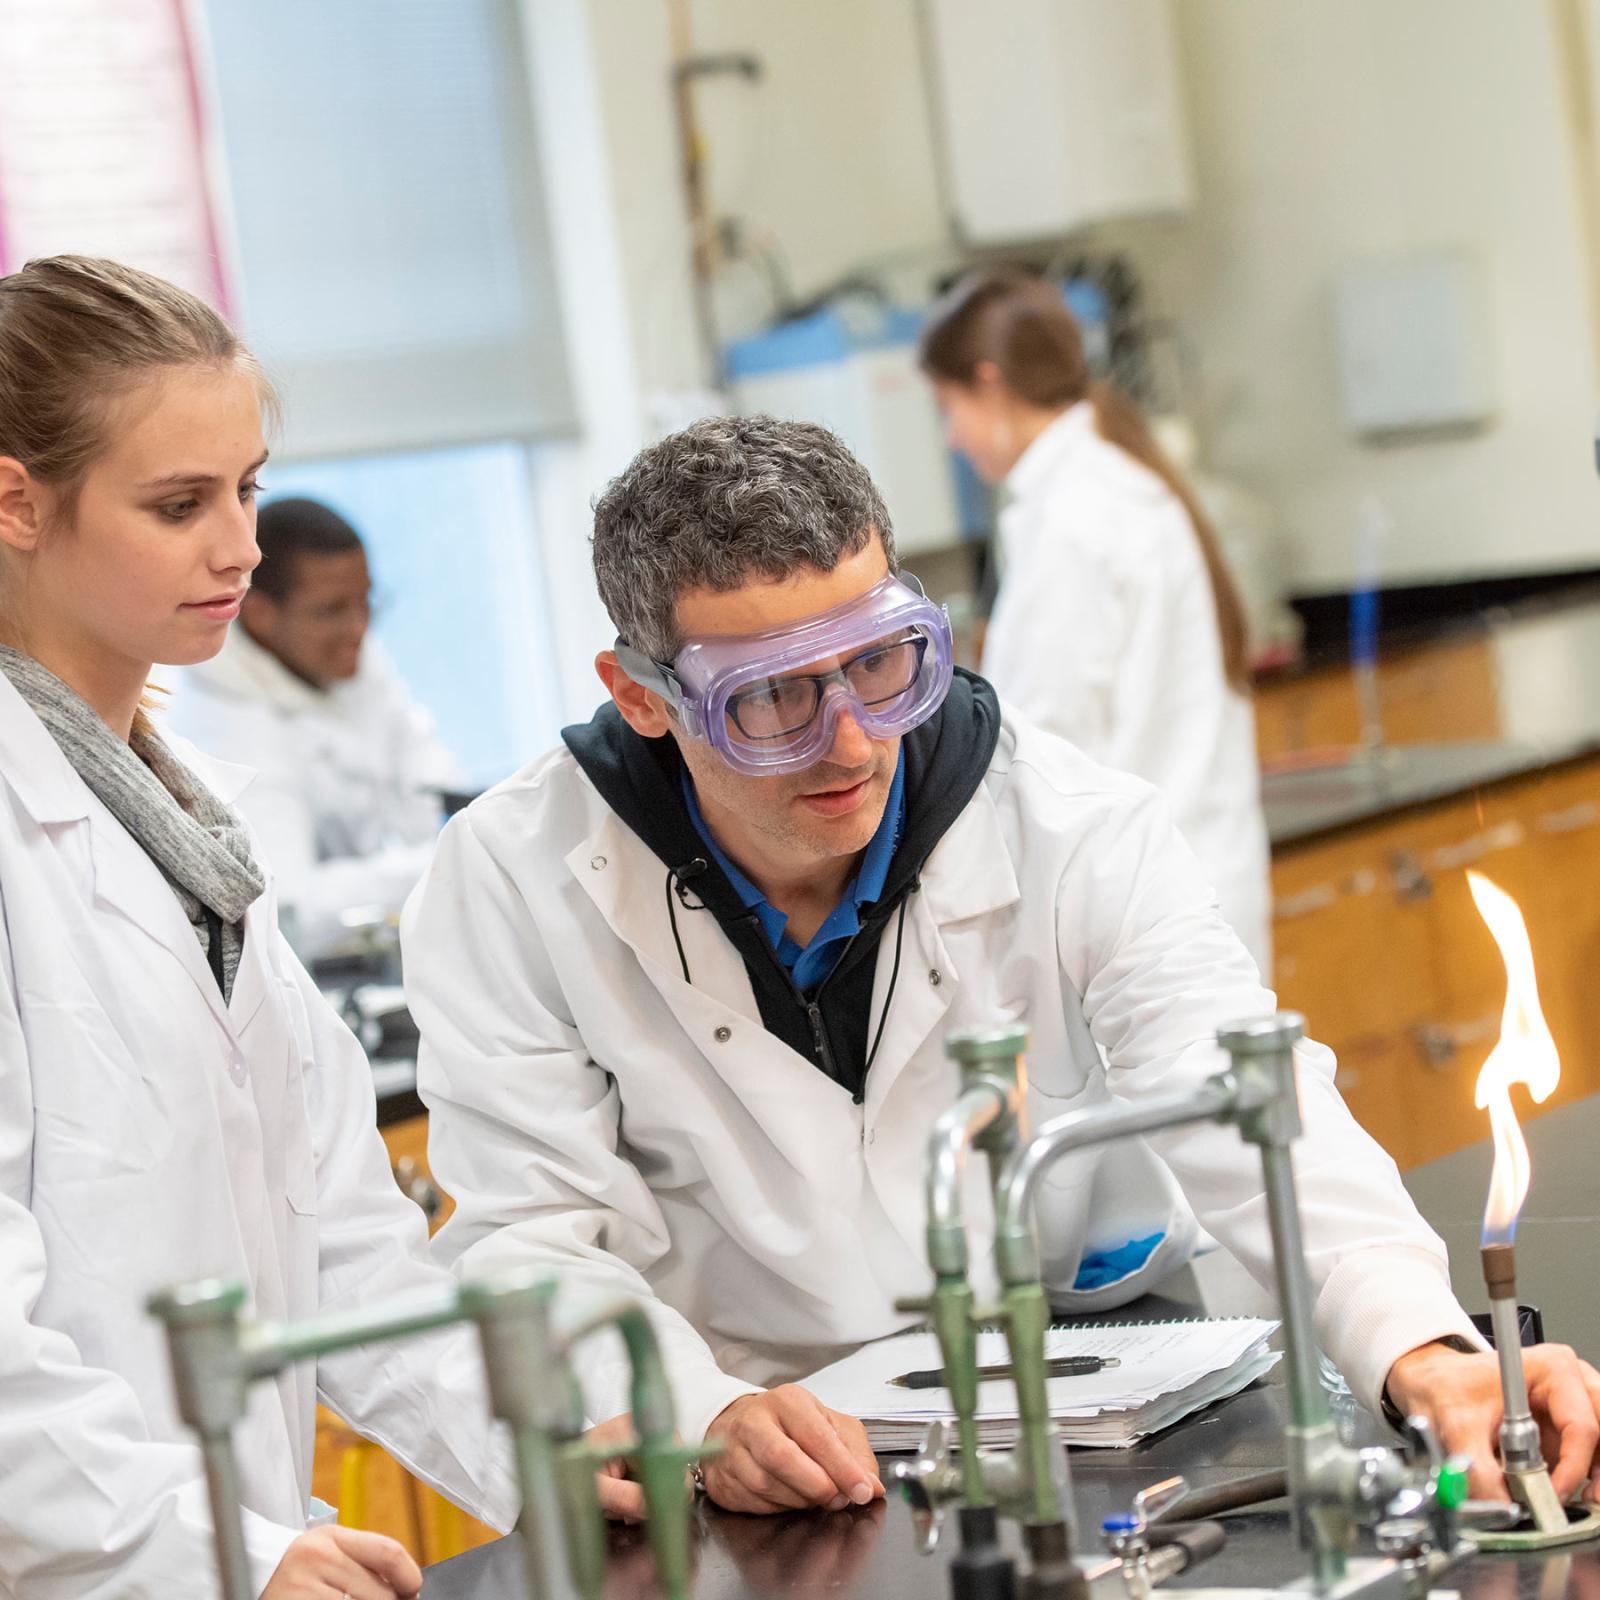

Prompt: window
[
  {"left": 202, "top": 0, "right": 578, "bottom": 782},
  {"left": 203, "top": 0, "right": 573, "bottom": 457}
]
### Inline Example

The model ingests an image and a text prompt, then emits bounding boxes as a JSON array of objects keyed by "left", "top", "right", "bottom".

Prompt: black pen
[{"left": 888, "top": 1355, "right": 1120, "bottom": 1390}]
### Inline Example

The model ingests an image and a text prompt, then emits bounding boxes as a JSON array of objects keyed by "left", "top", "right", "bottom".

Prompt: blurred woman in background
[{"left": 919, "top": 268, "right": 1272, "bottom": 974}]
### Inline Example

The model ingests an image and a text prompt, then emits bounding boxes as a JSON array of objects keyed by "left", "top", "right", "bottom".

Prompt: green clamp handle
[{"left": 1434, "top": 1459, "right": 1470, "bottom": 1512}]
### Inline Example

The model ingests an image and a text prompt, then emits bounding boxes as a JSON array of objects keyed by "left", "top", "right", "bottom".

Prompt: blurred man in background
[{"left": 166, "top": 497, "right": 462, "bottom": 959}]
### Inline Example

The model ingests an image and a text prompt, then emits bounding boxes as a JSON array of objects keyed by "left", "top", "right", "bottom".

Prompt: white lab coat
[
  {"left": 404, "top": 710, "right": 1479, "bottom": 1446},
  {"left": 0, "top": 674, "right": 512, "bottom": 1599},
  {"left": 982, "top": 401, "right": 1274, "bottom": 974},
  {"left": 163, "top": 628, "right": 463, "bottom": 960}
]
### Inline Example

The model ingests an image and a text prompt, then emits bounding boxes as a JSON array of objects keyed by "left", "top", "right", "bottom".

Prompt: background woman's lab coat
[
  {"left": 403, "top": 709, "right": 1477, "bottom": 1448},
  {"left": 981, "top": 400, "right": 1273, "bottom": 973},
  {"left": 0, "top": 674, "right": 509, "bottom": 1598},
  {"left": 165, "top": 628, "right": 462, "bottom": 959}
]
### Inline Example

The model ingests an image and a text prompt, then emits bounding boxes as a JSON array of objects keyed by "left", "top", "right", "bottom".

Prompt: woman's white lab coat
[
  {"left": 0, "top": 675, "right": 509, "bottom": 1599},
  {"left": 404, "top": 708, "right": 1478, "bottom": 1448},
  {"left": 981, "top": 401, "right": 1274, "bottom": 973},
  {"left": 164, "top": 629, "right": 462, "bottom": 960}
]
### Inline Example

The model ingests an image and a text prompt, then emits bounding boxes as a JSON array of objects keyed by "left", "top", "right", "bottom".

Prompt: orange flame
[{"left": 1467, "top": 871, "right": 1560, "bottom": 1244}]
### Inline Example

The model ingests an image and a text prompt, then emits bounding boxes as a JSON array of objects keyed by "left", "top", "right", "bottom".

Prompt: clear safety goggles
[{"left": 615, "top": 573, "right": 955, "bottom": 777}]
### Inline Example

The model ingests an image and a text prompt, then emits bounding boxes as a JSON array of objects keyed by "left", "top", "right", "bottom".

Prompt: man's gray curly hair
[{"left": 592, "top": 414, "right": 896, "bottom": 660}]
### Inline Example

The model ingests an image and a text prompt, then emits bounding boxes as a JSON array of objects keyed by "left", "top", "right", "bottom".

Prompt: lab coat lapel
[
  {"left": 565, "top": 812, "right": 864, "bottom": 1162},
  {"left": 861, "top": 782, "right": 1022, "bottom": 1123},
  {"left": 78, "top": 738, "right": 270, "bottom": 1038},
  {"left": 856, "top": 785, "right": 1022, "bottom": 1266},
  {"left": 84, "top": 813, "right": 242, "bottom": 1034},
  {"left": 171, "top": 744, "right": 274, "bottom": 1033}
]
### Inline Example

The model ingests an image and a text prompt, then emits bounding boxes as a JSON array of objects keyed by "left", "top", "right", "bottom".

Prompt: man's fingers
[
  {"left": 326, "top": 1527, "right": 423, "bottom": 1596},
  {"left": 738, "top": 1404, "right": 844, "bottom": 1504},
  {"left": 825, "top": 1407, "right": 885, "bottom": 1495},
  {"left": 771, "top": 1388, "right": 877, "bottom": 1503},
  {"left": 726, "top": 1455, "right": 816, "bottom": 1510},
  {"left": 1436, "top": 1409, "right": 1508, "bottom": 1504},
  {"left": 333, "top": 1564, "right": 404, "bottom": 1600},
  {"left": 703, "top": 1464, "right": 797, "bottom": 1515},
  {"left": 1582, "top": 1363, "right": 1600, "bottom": 1504},
  {"left": 1531, "top": 1349, "right": 1600, "bottom": 1503}
]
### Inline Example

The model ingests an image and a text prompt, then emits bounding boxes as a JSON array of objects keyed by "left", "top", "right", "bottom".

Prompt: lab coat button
[
  {"left": 590, "top": 855, "right": 607, "bottom": 871},
  {"left": 928, "top": 968, "right": 943, "bottom": 987},
  {"left": 714, "top": 1025, "right": 732, "bottom": 1043},
  {"left": 227, "top": 1048, "right": 247, "bottom": 1084}
]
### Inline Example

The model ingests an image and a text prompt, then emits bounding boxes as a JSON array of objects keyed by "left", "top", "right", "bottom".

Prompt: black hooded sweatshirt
[{"left": 561, "top": 670, "right": 1002, "bottom": 1103}]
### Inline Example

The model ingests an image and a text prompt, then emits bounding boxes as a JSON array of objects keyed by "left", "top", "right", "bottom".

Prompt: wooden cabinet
[
  {"left": 1271, "top": 755, "right": 1600, "bottom": 1170},
  {"left": 1256, "top": 633, "right": 1501, "bottom": 766},
  {"left": 310, "top": 1113, "right": 498, "bottom": 1564}
]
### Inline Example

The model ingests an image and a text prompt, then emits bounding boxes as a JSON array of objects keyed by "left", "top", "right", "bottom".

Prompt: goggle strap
[{"left": 615, "top": 640, "right": 686, "bottom": 709}]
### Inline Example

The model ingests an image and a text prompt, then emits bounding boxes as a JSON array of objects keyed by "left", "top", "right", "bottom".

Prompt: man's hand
[
  {"left": 1386, "top": 1340, "right": 1600, "bottom": 1503},
  {"left": 586, "top": 1413, "right": 650, "bottom": 1523},
  {"left": 701, "top": 1386, "right": 884, "bottom": 1515}
]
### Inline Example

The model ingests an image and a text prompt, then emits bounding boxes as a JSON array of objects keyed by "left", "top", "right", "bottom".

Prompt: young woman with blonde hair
[
  {"left": 0, "top": 256, "right": 510, "bottom": 1598},
  {"left": 920, "top": 269, "right": 1272, "bottom": 973}
]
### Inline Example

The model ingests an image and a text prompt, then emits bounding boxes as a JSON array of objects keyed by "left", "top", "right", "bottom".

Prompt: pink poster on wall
[{"left": 0, "top": 0, "right": 231, "bottom": 311}]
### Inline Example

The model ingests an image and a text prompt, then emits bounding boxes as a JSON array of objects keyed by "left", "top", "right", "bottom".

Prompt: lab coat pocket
[
  {"left": 1046, "top": 1142, "right": 1200, "bottom": 1314},
  {"left": 26, "top": 1002, "right": 173, "bottom": 1181}
]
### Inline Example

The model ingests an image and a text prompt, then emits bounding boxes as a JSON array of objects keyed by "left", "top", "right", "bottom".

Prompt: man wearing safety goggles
[{"left": 405, "top": 417, "right": 1600, "bottom": 1525}]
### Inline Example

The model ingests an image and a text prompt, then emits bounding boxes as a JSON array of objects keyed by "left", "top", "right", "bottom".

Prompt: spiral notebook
[{"left": 802, "top": 1316, "right": 1280, "bottom": 1451}]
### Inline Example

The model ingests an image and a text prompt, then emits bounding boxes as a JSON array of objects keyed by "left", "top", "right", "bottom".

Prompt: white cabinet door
[{"left": 925, "top": 0, "right": 1192, "bottom": 243}]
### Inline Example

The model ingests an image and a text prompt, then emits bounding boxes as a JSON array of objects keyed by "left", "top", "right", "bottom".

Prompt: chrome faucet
[
  {"left": 982, "top": 1012, "right": 1480, "bottom": 1599},
  {"left": 149, "top": 1270, "right": 702, "bottom": 1600},
  {"left": 895, "top": 1022, "right": 1030, "bottom": 1600}
]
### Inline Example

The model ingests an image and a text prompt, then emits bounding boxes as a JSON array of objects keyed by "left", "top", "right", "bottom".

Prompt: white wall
[
  {"left": 603, "top": 0, "right": 1600, "bottom": 594},
  {"left": 518, "top": 0, "right": 658, "bottom": 723},
  {"left": 584, "top": 1, "right": 710, "bottom": 400},
  {"left": 688, "top": 0, "right": 951, "bottom": 328},
  {"left": 1096, "top": 0, "right": 1600, "bottom": 592},
  {"left": 566, "top": 0, "right": 1600, "bottom": 596}
]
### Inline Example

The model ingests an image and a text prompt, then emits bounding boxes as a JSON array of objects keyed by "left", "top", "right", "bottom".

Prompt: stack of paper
[{"left": 803, "top": 1317, "right": 1280, "bottom": 1451}]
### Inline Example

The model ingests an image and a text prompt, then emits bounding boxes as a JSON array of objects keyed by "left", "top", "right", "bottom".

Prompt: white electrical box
[
  {"left": 726, "top": 308, "right": 964, "bottom": 554},
  {"left": 1333, "top": 251, "right": 1498, "bottom": 438},
  {"left": 924, "top": 0, "right": 1193, "bottom": 244}
]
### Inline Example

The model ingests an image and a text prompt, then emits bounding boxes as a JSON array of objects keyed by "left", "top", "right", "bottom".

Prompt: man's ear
[
  {"left": 0, "top": 457, "right": 50, "bottom": 557},
  {"left": 596, "top": 650, "right": 673, "bottom": 738},
  {"left": 972, "top": 359, "right": 1009, "bottom": 401}
]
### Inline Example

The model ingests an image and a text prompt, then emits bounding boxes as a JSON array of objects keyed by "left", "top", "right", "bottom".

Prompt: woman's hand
[
  {"left": 587, "top": 1412, "right": 649, "bottom": 1523},
  {"left": 261, "top": 1525, "right": 423, "bottom": 1599}
]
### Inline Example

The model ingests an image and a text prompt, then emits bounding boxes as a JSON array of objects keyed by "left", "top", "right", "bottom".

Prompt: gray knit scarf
[{"left": 0, "top": 647, "right": 265, "bottom": 1001}]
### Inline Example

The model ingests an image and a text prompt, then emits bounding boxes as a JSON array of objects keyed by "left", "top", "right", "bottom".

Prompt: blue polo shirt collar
[{"left": 680, "top": 753, "right": 906, "bottom": 992}]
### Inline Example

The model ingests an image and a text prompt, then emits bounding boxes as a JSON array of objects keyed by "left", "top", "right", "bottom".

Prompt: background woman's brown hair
[
  {"left": 919, "top": 267, "right": 1251, "bottom": 694},
  {"left": 0, "top": 255, "right": 276, "bottom": 734}
]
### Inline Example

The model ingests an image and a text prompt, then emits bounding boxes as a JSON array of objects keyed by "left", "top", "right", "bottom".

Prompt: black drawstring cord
[
  {"left": 862, "top": 876, "right": 919, "bottom": 1081},
  {"left": 665, "top": 858, "right": 709, "bottom": 983}
]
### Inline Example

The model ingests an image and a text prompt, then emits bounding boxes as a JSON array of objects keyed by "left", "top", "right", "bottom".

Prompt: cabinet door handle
[
  {"left": 1390, "top": 851, "right": 1433, "bottom": 902},
  {"left": 1426, "top": 821, "right": 1524, "bottom": 871},
  {"left": 392, "top": 1156, "right": 444, "bottom": 1221},
  {"left": 1414, "top": 1018, "right": 1498, "bottom": 1069},
  {"left": 1538, "top": 801, "right": 1600, "bottom": 835},
  {"left": 1275, "top": 883, "right": 1337, "bottom": 920}
]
